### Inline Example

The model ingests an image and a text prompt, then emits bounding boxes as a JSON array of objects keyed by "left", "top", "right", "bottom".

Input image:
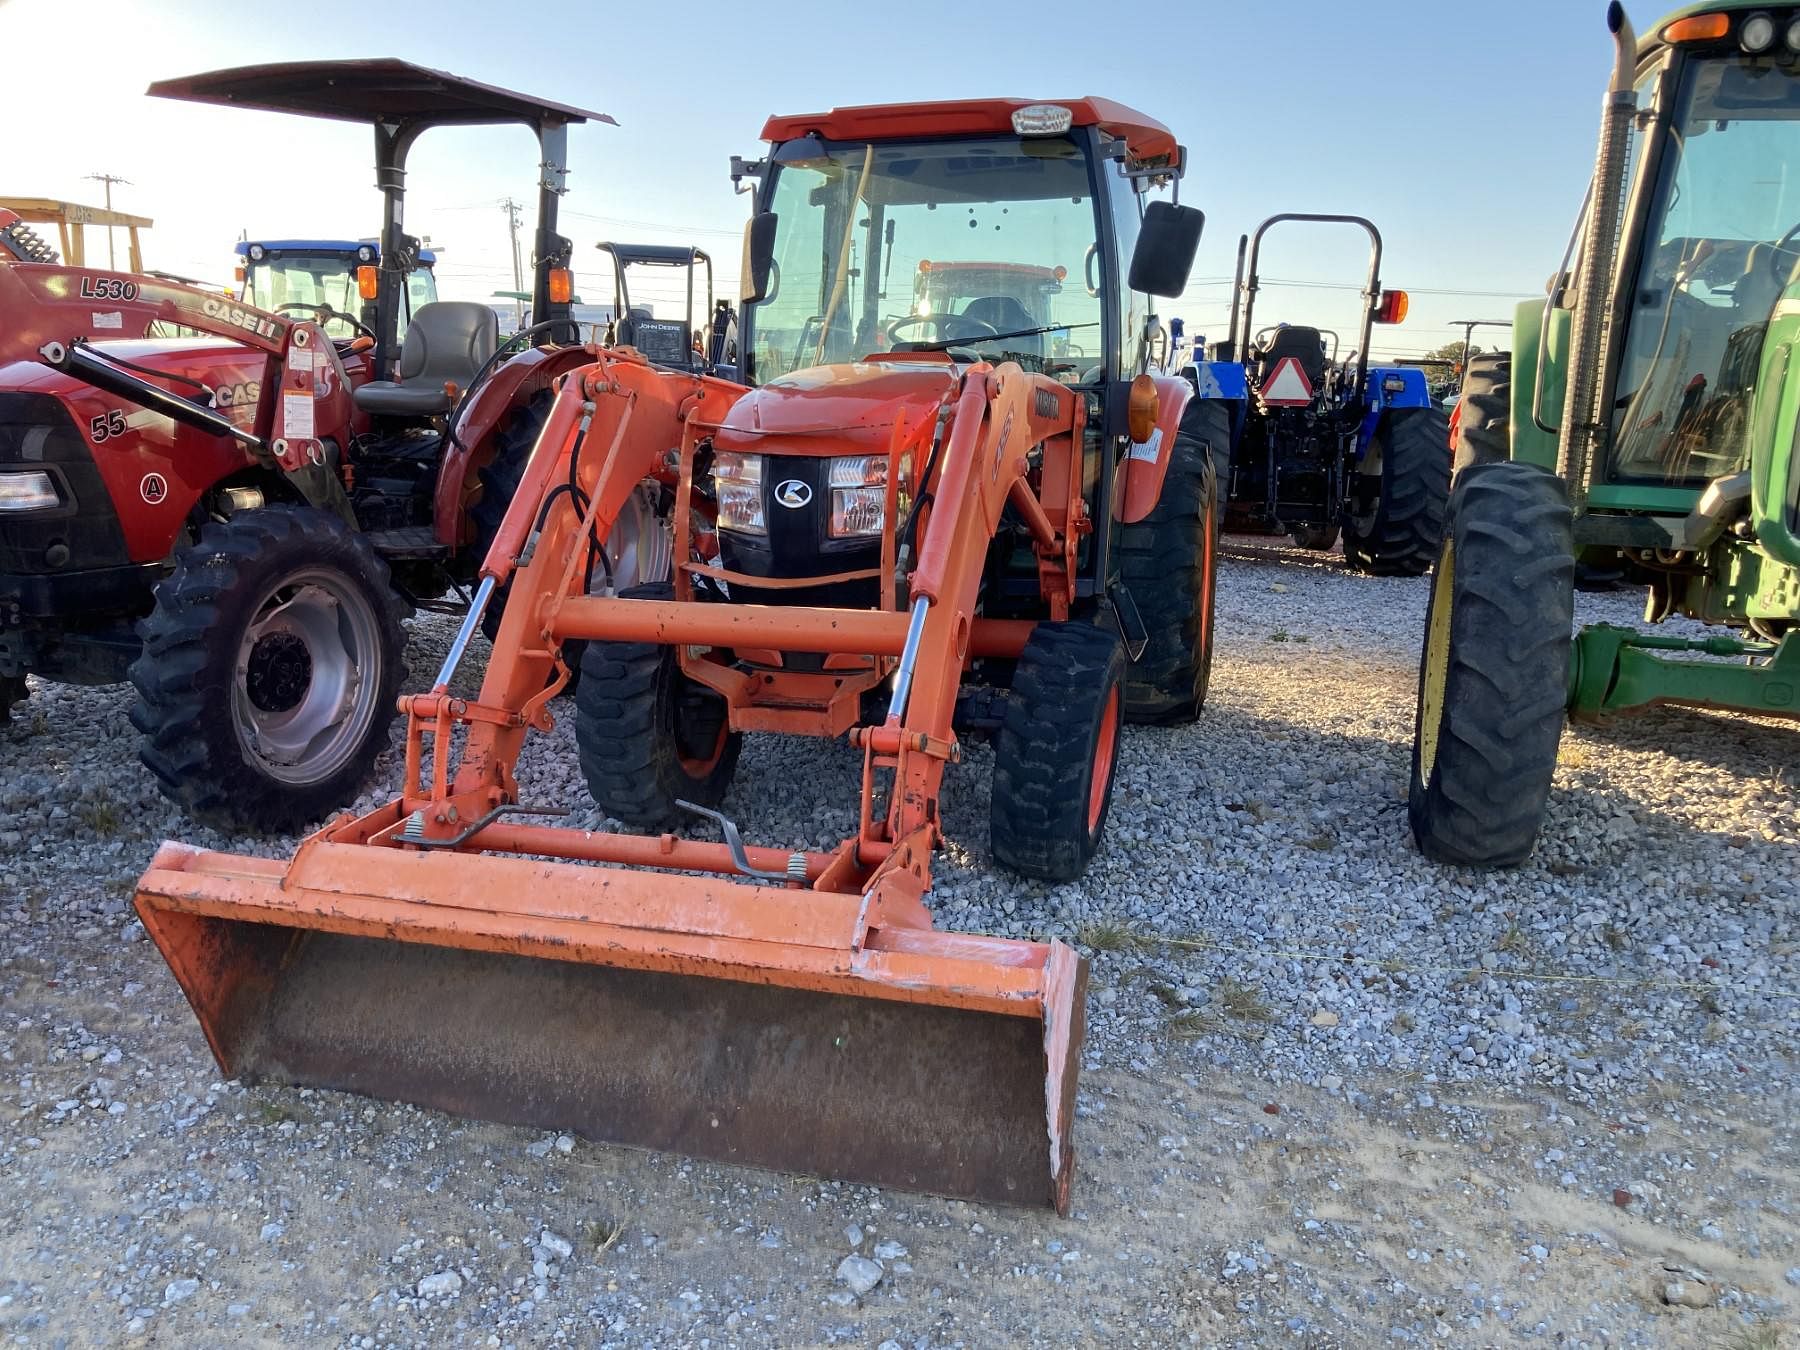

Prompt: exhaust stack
[{"left": 1557, "top": 0, "right": 1640, "bottom": 511}]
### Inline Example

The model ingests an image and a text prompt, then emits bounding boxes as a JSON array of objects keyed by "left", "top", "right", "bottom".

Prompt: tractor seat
[
  {"left": 353, "top": 301, "right": 499, "bottom": 417},
  {"left": 960, "top": 295, "right": 1043, "bottom": 359},
  {"left": 1255, "top": 324, "right": 1327, "bottom": 392}
]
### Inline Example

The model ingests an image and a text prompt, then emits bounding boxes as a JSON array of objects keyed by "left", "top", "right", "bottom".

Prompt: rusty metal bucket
[{"left": 134, "top": 836, "right": 1087, "bottom": 1211}]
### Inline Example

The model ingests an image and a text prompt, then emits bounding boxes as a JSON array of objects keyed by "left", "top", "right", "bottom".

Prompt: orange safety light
[
  {"left": 1373, "top": 289, "right": 1410, "bottom": 324},
  {"left": 1662, "top": 12, "right": 1728, "bottom": 41},
  {"left": 918, "top": 259, "right": 932, "bottom": 273},
  {"left": 1127, "top": 372, "right": 1159, "bottom": 442},
  {"left": 356, "top": 265, "right": 379, "bottom": 301},
  {"left": 548, "top": 267, "right": 574, "bottom": 304}
]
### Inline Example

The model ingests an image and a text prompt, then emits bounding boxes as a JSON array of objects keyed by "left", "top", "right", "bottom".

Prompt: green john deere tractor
[{"left": 1411, "top": 1, "right": 1800, "bottom": 867}]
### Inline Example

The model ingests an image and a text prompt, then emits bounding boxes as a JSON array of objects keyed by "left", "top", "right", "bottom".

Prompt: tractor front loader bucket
[
  {"left": 134, "top": 833, "right": 1085, "bottom": 1209},
  {"left": 132, "top": 348, "right": 1093, "bottom": 1212}
]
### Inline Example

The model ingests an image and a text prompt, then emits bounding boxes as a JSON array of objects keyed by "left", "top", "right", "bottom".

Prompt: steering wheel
[
  {"left": 1769, "top": 221, "right": 1800, "bottom": 280},
  {"left": 884, "top": 313, "right": 1001, "bottom": 349},
  {"left": 275, "top": 302, "right": 376, "bottom": 341}
]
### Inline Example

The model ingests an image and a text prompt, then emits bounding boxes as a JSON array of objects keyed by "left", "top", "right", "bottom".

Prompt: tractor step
[{"left": 367, "top": 527, "right": 449, "bottom": 561}]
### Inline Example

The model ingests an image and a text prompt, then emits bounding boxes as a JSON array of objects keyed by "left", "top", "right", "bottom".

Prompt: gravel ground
[{"left": 1, "top": 536, "right": 1796, "bottom": 1347}]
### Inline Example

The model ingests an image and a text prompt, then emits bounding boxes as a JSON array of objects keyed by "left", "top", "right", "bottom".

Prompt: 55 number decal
[
  {"left": 89, "top": 409, "right": 128, "bottom": 443},
  {"left": 79, "top": 276, "right": 139, "bottom": 302}
]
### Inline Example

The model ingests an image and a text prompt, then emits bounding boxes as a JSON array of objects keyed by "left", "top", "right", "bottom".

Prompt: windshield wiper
[{"left": 915, "top": 321, "right": 1098, "bottom": 352}]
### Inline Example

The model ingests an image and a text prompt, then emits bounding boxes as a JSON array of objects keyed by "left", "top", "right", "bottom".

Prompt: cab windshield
[
  {"left": 1611, "top": 55, "right": 1800, "bottom": 484},
  {"left": 745, "top": 135, "right": 1104, "bottom": 384},
  {"left": 241, "top": 254, "right": 438, "bottom": 337}
]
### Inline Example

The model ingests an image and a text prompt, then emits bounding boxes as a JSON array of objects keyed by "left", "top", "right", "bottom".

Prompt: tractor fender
[
  {"left": 1119, "top": 375, "right": 1194, "bottom": 524},
  {"left": 1355, "top": 365, "right": 1432, "bottom": 456},
  {"left": 435, "top": 344, "right": 597, "bottom": 550}
]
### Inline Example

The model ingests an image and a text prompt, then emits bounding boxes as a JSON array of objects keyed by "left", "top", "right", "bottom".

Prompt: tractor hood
[{"left": 714, "top": 361, "right": 957, "bottom": 455}]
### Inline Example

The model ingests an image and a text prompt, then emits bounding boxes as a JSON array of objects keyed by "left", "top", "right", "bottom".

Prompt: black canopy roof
[
  {"left": 597, "top": 242, "right": 711, "bottom": 266},
  {"left": 147, "top": 59, "right": 613, "bottom": 129}
]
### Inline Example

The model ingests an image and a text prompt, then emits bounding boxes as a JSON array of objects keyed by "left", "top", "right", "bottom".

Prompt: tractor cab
[
  {"left": 903, "top": 260, "right": 1071, "bottom": 364},
  {"left": 724, "top": 99, "right": 1203, "bottom": 611},
  {"left": 236, "top": 238, "right": 439, "bottom": 342},
  {"left": 594, "top": 242, "right": 731, "bottom": 373},
  {"left": 733, "top": 100, "right": 1199, "bottom": 390}
]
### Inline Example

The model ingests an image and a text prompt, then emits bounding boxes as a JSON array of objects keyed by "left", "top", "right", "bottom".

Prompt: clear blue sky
[{"left": 3, "top": 0, "right": 1634, "bottom": 358}]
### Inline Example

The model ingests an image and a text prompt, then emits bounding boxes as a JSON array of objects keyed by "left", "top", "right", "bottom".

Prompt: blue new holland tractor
[{"left": 1179, "top": 214, "right": 1450, "bottom": 573}]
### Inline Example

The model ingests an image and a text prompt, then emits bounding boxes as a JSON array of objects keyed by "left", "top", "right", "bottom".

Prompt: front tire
[
  {"left": 1451, "top": 352, "right": 1511, "bottom": 478},
  {"left": 1408, "top": 462, "right": 1574, "bottom": 868},
  {"left": 129, "top": 505, "right": 405, "bottom": 830},
  {"left": 575, "top": 582, "right": 739, "bottom": 828},
  {"left": 1119, "top": 406, "right": 1221, "bottom": 724},
  {"left": 990, "top": 622, "right": 1126, "bottom": 882},
  {"left": 1342, "top": 406, "right": 1450, "bottom": 576}
]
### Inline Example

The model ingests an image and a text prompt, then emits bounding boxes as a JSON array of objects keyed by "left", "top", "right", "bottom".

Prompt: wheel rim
[
  {"left": 674, "top": 684, "right": 728, "bottom": 778},
  {"left": 232, "top": 568, "right": 384, "bottom": 786},
  {"left": 1416, "top": 539, "right": 1455, "bottom": 782},
  {"left": 1348, "top": 436, "right": 1384, "bottom": 536},
  {"left": 1086, "top": 685, "right": 1121, "bottom": 833},
  {"left": 602, "top": 486, "right": 674, "bottom": 594}
]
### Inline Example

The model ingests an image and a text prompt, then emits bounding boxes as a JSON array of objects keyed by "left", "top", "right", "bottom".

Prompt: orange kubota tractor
[{"left": 133, "top": 98, "right": 1212, "bottom": 1212}]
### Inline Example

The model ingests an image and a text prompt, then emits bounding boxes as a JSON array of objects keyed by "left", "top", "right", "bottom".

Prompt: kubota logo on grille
[{"left": 774, "top": 479, "right": 812, "bottom": 509}]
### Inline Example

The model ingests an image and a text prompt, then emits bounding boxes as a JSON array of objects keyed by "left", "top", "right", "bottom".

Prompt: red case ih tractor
[{"left": 0, "top": 61, "right": 615, "bottom": 827}]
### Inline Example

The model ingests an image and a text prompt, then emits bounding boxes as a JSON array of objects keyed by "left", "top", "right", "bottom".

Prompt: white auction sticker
[
  {"left": 283, "top": 389, "right": 315, "bottom": 440},
  {"left": 91, "top": 312, "right": 123, "bottom": 330},
  {"left": 289, "top": 347, "right": 317, "bottom": 373}
]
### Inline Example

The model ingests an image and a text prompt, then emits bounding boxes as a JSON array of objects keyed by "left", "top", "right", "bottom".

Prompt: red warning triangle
[{"left": 1261, "top": 356, "right": 1314, "bottom": 407}]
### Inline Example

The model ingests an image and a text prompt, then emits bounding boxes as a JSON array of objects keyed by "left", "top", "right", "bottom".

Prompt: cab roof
[
  {"left": 148, "top": 60, "right": 613, "bottom": 130},
  {"left": 235, "top": 239, "right": 438, "bottom": 264},
  {"left": 760, "top": 97, "right": 1178, "bottom": 164}
]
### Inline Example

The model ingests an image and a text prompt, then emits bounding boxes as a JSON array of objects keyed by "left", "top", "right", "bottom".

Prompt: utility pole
[
  {"left": 85, "top": 172, "right": 131, "bottom": 269},
  {"left": 502, "top": 197, "right": 525, "bottom": 330}
]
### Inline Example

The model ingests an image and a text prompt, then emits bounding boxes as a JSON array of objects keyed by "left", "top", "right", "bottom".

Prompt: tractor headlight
[
  {"left": 0, "top": 471, "right": 58, "bottom": 512},
  {"left": 1742, "top": 11, "right": 1776, "bottom": 51},
  {"left": 828, "top": 455, "right": 888, "bottom": 538},
  {"left": 713, "top": 450, "right": 766, "bottom": 534},
  {"left": 1787, "top": 14, "right": 1800, "bottom": 49}
]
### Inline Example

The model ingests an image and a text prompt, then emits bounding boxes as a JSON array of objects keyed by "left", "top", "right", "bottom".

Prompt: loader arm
[{"left": 0, "top": 263, "right": 290, "bottom": 366}]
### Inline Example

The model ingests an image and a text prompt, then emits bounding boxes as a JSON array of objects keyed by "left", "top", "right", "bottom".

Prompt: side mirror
[
  {"left": 1128, "top": 201, "right": 1204, "bottom": 298},
  {"left": 1372, "top": 289, "right": 1410, "bottom": 324},
  {"left": 741, "top": 212, "right": 778, "bottom": 304}
]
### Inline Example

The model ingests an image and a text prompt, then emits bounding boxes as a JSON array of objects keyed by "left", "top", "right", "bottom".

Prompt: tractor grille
[
  {"left": 0, "top": 394, "right": 133, "bottom": 576},
  {"left": 717, "top": 453, "right": 882, "bottom": 609}
]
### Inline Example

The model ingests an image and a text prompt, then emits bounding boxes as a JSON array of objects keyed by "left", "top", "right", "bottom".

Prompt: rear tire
[
  {"left": 1119, "top": 408, "right": 1220, "bottom": 725},
  {"left": 1451, "top": 352, "right": 1511, "bottom": 478},
  {"left": 575, "top": 582, "right": 740, "bottom": 828},
  {"left": 470, "top": 391, "right": 592, "bottom": 688},
  {"left": 1342, "top": 406, "right": 1450, "bottom": 576},
  {"left": 990, "top": 622, "right": 1126, "bottom": 882},
  {"left": 129, "top": 505, "right": 405, "bottom": 830},
  {"left": 0, "top": 675, "right": 26, "bottom": 724},
  {"left": 1289, "top": 522, "right": 1340, "bottom": 552},
  {"left": 1408, "top": 462, "right": 1574, "bottom": 868}
]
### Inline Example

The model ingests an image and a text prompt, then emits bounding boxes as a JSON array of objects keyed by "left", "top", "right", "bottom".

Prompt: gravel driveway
[{"left": 1, "top": 537, "right": 1795, "bottom": 1347}]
